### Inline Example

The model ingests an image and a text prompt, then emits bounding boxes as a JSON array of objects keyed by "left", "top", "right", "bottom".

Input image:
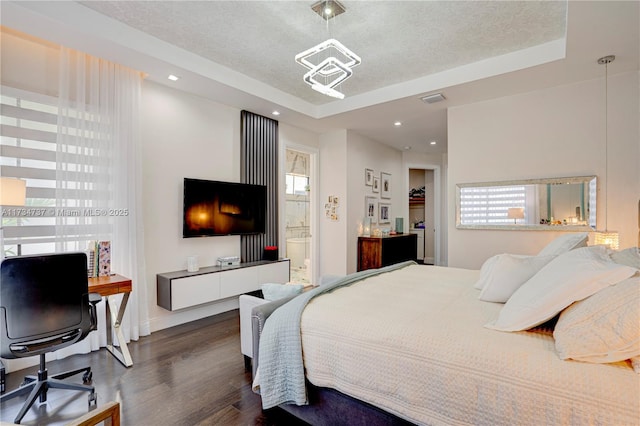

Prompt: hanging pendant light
[
  {"left": 295, "top": 39, "right": 361, "bottom": 99},
  {"left": 593, "top": 55, "right": 619, "bottom": 250},
  {"left": 296, "top": 1, "right": 360, "bottom": 99}
]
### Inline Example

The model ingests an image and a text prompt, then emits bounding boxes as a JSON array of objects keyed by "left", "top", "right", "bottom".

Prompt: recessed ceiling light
[
  {"left": 167, "top": 74, "right": 179, "bottom": 81},
  {"left": 430, "top": 141, "right": 437, "bottom": 145},
  {"left": 272, "top": 110, "right": 281, "bottom": 116},
  {"left": 394, "top": 121, "right": 402, "bottom": 126}
]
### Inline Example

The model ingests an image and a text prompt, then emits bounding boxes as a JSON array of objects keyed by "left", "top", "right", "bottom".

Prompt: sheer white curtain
[{"left": 54, "top": 47, "right": 150, "bottom": 359}]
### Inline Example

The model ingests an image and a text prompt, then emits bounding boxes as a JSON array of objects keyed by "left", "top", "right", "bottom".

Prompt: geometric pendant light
[
  {"left": 295, "top": 1, "right": 360, "bottom": 99},
  {"left": 295, "top": 38, "right": 361, "bottom": 99}
]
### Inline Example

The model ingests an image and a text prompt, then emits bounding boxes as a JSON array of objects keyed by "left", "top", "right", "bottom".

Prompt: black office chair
[{"left": 0, "top": 252, "right": 101, "bottom": 424}]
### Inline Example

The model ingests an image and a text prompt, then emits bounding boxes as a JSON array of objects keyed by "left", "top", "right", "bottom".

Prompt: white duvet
[{"left": 300, "top": 264, "right": 639, "bottom": 425}]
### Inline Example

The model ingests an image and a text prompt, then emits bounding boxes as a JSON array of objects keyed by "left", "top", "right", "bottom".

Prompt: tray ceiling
[
  {"left": 79, "top": 1, "right": 567, "bottom": 105},
  {"left": 2, "top": 1, "right": 637, "bottom": 154}
]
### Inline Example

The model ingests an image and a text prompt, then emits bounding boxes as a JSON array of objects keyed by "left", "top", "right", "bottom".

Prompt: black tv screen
[{"left": 183, "top": 178, "right": 266, "bottom": 237}]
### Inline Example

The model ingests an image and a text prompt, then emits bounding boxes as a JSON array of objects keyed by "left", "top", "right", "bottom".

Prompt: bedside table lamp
[
  {"left": 0, "top": 177, "right": 27, "bottom": 258},
  {"left": 507, "top": 207, "right": 525, "bottom": 225}
]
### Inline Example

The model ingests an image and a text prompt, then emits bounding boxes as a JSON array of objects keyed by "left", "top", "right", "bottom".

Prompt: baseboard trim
[{"left": 149, "top": 297, "right": 239, "bottom": 333}]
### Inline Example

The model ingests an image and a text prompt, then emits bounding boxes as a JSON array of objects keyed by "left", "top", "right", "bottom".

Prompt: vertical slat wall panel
[{"left": 240, "top": 110, "right": 278, "bottom": 262}]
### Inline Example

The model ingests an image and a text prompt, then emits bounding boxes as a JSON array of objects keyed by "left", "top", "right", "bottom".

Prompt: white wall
[
  {"left": 141, "top": 81, "right": 243, "bottom": 331},
  {"left": 448, "top": 72, "right": 640, "bottom": 269},
  {"left": 280, "top": 123, "right": 319, "bottom": 150},
  {"left": 319, "top": 130, "right": 348, "bottom": 275},
  {"left": 0, "top": 29, "right": 59, "bottom": 97},
  {"left": 346, "top": 131, "right": 404, "bottom": 273}
]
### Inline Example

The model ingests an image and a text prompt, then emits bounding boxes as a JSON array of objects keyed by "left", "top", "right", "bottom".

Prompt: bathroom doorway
[{"left": 284, "top": 148, "right": 316, "bottom": 284}]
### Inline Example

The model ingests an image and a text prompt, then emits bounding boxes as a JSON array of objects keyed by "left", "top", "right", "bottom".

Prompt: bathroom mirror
[{"left": 456, "top": 176, "right": 596, "bottom": 231}]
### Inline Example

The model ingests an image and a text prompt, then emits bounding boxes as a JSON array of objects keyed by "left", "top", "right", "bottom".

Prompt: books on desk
[{"left": 87, "top": 240, "right": 111, "bottom": 277}]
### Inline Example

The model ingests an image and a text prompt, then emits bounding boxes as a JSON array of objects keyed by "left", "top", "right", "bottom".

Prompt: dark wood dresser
[{"left": 357, "top": 233, "right": 418, "bottom": 271}]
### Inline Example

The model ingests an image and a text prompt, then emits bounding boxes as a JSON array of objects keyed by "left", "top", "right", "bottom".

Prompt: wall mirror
[{"left": 456, "top": 176, "right": 596, "bottom": 231}]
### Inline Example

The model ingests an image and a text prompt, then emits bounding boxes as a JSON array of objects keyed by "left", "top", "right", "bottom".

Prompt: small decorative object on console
[
  {"left": 187, "top": 255, "right": 199, "bottom": 272},
  {"left": 395, "top": 217, "right": 404, "bottom": 234},
  {"left": 263, "top": 246, "right": 278, "bottom": 261},
  {"left": 217, "top": 256, "right": 241, "bottom": 266}
]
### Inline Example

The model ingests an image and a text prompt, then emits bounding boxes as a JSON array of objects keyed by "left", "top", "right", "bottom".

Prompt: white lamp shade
[
  {"left": 0, "top": 177, "right": 26, "bottom": 206},
  {"left": 507, "top": 208, "right": 525, "bottom": 220},
  {"left": 593, "top": 231, "right": 619, "bottom": 250}
]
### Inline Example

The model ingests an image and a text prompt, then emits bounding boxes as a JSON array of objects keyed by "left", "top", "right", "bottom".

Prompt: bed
[{"left": 252, "top": 243, "right": 640, "bottom": 425}]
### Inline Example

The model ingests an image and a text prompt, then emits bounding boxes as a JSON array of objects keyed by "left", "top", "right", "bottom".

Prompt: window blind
[
  {"left": 1, "top": 86, "right": 110, "bottom": 256},
  {"left": 459, "top": 185, "right": 527, "bottom": 225}
]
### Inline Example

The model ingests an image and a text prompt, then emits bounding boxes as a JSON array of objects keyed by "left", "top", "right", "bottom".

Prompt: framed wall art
[
  {"left": 378, "top": 202, "right": 391, "bottom": 224},
  {"left": 380, "top": 172, "right": 391, "bottom": 199},
  {"left": 365, "top": 196, "right": 377, "bottom": 223},
  {"left": 365, "top": 168, "right": 374, "bottom": 186}
]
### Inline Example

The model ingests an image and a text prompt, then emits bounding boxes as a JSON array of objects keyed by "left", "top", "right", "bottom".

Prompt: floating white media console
[{"left": 156, "top": 259, "right": 290, "bottom": 311}]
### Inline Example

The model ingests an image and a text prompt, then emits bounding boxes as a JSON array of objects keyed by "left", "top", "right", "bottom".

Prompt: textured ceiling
[
  {"left": 79, "top": 1, "right": 567, "bottom": 105},
  {"left": 5, "top": 1, "right": 635, "bottom": 154}
]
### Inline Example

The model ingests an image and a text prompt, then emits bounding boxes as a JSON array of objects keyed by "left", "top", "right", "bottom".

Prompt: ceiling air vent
[{"left": 420, "top": 93, "right": 446, "bottom": 104}]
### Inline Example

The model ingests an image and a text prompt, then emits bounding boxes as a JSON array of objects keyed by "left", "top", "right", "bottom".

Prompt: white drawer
[
  {"left": 219, "top": 267, "right": 259, "bottom": 298},
  {"left": 171, "top": 273, "right": 221, "bottom": 310}
]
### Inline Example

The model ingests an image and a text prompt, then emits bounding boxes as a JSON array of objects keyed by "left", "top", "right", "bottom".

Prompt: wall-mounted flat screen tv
[{"left": 183, "top": 178, "right": 266, "bottom": 237}]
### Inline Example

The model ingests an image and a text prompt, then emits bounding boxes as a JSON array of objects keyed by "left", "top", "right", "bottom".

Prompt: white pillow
[
  {"left": 610, "top": 247, "right": 640, "bottom": 269},
  {"left": 474, "top": 254, "right": 501, "bottom": 290},
  {"left": 485, "top": 246, "right": 637, "bottom": 332},
  {"left": 261, "top": 283, "right": 304, "bottom": 301},
  {"left": 554, "top": 276, "right": 640, "bottom": 363},
  {"left": 475, "top": 232, "right": 590, "bottom": 291},
  {"left": 537, "top": 232, "right": 588, "bottom": 257},
  {"left": 478, "top": 254, "right": 556, "bottom": 302}
]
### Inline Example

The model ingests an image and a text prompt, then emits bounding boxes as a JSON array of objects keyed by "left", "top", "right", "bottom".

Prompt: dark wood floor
[{"left": 0, "top": 310, "right": 309, "bottom": 425}]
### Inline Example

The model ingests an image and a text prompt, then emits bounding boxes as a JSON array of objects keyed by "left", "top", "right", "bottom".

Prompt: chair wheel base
[{"left": 88, "top": 392, "right": 97, "bottom": 408}]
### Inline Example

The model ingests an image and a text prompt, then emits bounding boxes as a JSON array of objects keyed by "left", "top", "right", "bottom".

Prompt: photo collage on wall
[
  {"left": 364, "top": 168, "right": 391, "bottom": 226},
  {"left": 324, "top": 195, "right": 340, "bottom": 222}
]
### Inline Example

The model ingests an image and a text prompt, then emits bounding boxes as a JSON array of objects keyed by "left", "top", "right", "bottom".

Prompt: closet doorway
[
  {"left": 407, "top": 167, "right": 440, "bottom": 265},
  {"left": 283, "top": 147, "right": 317, "bottom": 284}
]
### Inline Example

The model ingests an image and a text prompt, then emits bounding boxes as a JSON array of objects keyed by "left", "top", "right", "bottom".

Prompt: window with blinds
[
  {"left": 459, "top": 185, "right": 528, "bottom": 225},
  {"left": 1, "top": 86, "right": 108, "bottom": 256}
]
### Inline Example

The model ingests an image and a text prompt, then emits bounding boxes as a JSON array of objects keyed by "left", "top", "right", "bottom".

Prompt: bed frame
[{"left": 251, "top": 297, "right": 415, "bottom": 426}]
